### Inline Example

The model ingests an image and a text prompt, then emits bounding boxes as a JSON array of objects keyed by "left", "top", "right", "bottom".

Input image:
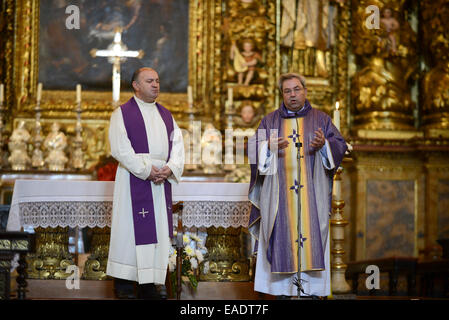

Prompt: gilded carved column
[
  {"left": 421, "top": 0, "right": 449, "bottom": 138},
  {"left": 350, "top": 0, "right": 420, "bottom": 139},
  {"left": 224, "top": 0, "right": 275, "bottom": 118}
]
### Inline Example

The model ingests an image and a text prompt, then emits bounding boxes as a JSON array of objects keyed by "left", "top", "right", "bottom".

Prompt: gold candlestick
[
  {"left": 72, "top": 85, "right": 85, "bottom": 170},
  {"left": 331, "top": 165, "right": 351, "bottom": 294},
  {"left": 31, "top": 84, "right": 44, "bottom": 169}
]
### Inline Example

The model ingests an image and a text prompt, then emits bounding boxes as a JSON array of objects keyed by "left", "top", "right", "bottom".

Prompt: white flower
[
  {"left": 195, "top": 249, "right": 204, "bottom": 263},
  {"left": 190, "top": 258, "right": 198, "bottom": 269},
  {"left": 185, "top": 245, "right": 195, "bottom": 257},
  {"left": 183, "top": 234, "right": 190, "bottom": 245},
  {"left": 168, "top": 254, "right": 177, "bottom": 272},
  {"left": 202, "top": 261, "right": 209, "bottom": 274}
]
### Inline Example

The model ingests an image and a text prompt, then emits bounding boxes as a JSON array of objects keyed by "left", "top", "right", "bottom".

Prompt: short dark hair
[
  {"left": 131, "top": 67, "right": 156, "bottom": 92},
  {"left": 278, "top": 73, "right": 306, "bottom": 93}
]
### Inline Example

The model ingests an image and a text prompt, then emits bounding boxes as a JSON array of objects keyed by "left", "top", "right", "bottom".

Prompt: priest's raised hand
[{"left": 310, "top": 127, "right": 325, "bottom": 150}]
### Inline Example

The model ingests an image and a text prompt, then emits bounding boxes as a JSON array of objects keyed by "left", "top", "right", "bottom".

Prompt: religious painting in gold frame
[
  {"left": 38, "top": 1, "right": 189, "bottom": 93},
  {"left": 1, "top": 0, "right": 204, "bottom": 170},
  {"left": 4, "top": 0, "right": 199, "bottom": 124}
]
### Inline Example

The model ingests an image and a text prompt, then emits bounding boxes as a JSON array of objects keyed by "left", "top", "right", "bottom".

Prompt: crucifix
[{"left": 90, "top": 28, "right": 144, "bottom": 106}]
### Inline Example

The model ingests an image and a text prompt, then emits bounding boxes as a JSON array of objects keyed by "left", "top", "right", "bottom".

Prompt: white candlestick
[
  {"left": 37, "top": 83, "right": 42, "bottom": 102},
  {"left": 227, "top": 87, "right": 233, "bottom": 106},
  {"left": 187, "top": 85, "right": 193, "bottom": 105},
  {"left": 76, "top": 84, "right": 82, "bottom": 103},
  {"left": 0, "top": 84, "right": 4, "bottom": 104},
  {"left": 333, "top": 101, "right": 340, "bottom": 131}
]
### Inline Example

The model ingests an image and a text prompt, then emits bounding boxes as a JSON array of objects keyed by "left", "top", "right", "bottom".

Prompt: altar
[
  {"left": 6, "top": 179, "right": 253, "bottom": 297},
  {"left": 7, "top": 180, "right": 251, "bottom": 231}
]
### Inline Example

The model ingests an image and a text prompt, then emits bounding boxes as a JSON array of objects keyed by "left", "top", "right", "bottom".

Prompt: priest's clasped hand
[
  {"left": 310, "top": 127, "right": 325, "bottom": 150},
  {"left": 148, "top": 165, "right": 172, "bottom": 185}
]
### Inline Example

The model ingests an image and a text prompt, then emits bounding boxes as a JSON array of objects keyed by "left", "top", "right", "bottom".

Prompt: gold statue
[
  {"left": 351, "top": 0, "right": 417, "bottom": 132},
  {"left": 421, "top": 0, "right": 449, "bottom": 134},
  {"left": 8, "top": 121, "right": 31, "bottom": 170},
  {"left": 44, "top": 122, "right": 68, "bottom": 171}
]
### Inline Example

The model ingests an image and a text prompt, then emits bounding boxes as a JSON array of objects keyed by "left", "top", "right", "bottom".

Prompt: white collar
[{"left": 134, "top": 95, "right": 156, "bottom": 107}]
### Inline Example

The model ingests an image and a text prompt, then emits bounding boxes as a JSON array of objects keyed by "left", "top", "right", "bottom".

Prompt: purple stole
[{"left": 120, "top": 97, "right": 174, "bottom": 245}]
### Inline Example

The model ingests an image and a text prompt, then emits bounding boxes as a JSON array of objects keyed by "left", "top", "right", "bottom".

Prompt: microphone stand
[{"left": 295, "top": 117, "right": 303, "bottom": 299}]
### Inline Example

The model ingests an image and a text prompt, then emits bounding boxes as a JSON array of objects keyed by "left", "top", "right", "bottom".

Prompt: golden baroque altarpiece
[{"left": 0, "top": 0, "right": 448, "bottom": 287}]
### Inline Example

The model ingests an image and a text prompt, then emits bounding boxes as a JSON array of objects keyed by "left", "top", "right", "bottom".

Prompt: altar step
[{"left": 24, "top": 279, "right": 265, "bottom": 300}]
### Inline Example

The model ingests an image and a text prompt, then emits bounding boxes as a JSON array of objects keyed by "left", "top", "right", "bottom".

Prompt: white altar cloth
[{"left": 6, "top": 180, "right": 251, "bottom": 231}]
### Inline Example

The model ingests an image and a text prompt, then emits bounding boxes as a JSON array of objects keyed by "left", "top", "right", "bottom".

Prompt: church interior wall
[{"left": 0, "top": 0, "right": 449, "bottom": 290}]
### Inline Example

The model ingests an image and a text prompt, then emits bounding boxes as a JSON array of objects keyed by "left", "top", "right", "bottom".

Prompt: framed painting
[
  {"left": 4, "top": 0, "right": 202, "bottom": 121},
  {"left": 38, "top": 0, "right": 189, "bottom": 93}
]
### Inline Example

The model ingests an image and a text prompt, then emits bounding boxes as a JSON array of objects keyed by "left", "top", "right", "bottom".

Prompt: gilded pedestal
[
  {"left": 26, "top": 227, "right": 74, "bottom": 280},
  {"left": 200, "top": 227, "right": 250, "bottom": 282},
  {"left": 82, "top": 227, "right": 110, "bottom": 280}
]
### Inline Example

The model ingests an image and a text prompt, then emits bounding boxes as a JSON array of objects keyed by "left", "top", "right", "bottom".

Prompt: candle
[
  {"left": 334, "top": 176, "right": 342, "bottom": 201},
  {"left": 76, "top": 84, "right": 82, "bottom": 103},
  {"left": 333, "top": 101, "right": 340, "bottom": 131},
  {"left": 37, "top": 83, "right": 42, "bottom": 102},
  {"left": 0, "top": 84, "right": 4, "bottom": 104},
  {"left": 227, "top": 87, "right": 233, "bottom": 106},
  {"left": 187, "top": 85, "right": 193, "bottom": 105}
]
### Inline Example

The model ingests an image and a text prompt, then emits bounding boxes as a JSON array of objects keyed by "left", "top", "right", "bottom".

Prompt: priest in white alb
[{"left": 107, "top": 67, "right": 184, "bottom": 299}]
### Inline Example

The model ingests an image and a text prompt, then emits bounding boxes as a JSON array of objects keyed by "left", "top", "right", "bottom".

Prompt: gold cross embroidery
[{"left": 138, "top": 208, "right": 148, "bottom": 218}]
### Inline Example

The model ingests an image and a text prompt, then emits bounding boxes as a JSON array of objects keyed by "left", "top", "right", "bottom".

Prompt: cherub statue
[
  {"left": 8, "top": 121, "right": 31, "bottom": 170},
  {"left": 230, "top": 39, "right": 262, "bottom": 85},
  {"left": 44, "top": 122, "right": 68, "bottom": 171},
  {"left": 234, "top": 101, "right": 262, "bottom": 128},
  {"left": 380, "top": 7, "right": 399, "bottom": 54}
]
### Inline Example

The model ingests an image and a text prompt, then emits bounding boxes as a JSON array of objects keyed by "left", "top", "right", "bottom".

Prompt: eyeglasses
[{"left": 283, "top": 87, "right": 305, "bottom": 95}]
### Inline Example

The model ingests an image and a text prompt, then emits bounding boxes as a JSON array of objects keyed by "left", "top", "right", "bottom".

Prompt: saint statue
[
  {"left": 44, "top": 122, "right": 68, "bottom": 171},
  {"left": 8, "top": 121, "right": 31, "bottom": 171},
  {"left": 280, "top": 0, "right": 335, "bottom": 77}
]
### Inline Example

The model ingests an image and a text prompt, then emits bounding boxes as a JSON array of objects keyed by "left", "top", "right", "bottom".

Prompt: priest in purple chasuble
[
  {"left": 106, "top": 68, "right": 184, "bottom": 296},
  {"left": 247, "top": 73, "right": 347, "bottom": 297}
]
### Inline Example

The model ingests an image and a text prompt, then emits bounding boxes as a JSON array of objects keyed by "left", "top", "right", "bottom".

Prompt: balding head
[
  {"left": 131, "top": 68, "right": 160, "bottom": 103},
  {"left": 131, "top": 67, "right": 157, "bottom": 91}
]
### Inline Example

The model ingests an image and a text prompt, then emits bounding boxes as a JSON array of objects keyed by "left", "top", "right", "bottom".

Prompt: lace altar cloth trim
[
  {"left": 19, "top": 200, "right": 251, "bottom": 228},
  {"left": 182, "top": 201, "right": 251, "bottom": 228},
  {"left": 19, "top": 201, "right": 113, "bottom": 228}
]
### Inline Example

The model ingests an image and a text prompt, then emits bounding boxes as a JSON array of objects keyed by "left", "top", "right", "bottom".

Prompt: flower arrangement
[
  {"left": 224, "top": 165, "right": 251, "bottom": 183},
  {"left": 94, "top": 156, "right": 118, "bottom": 181},
  {"left": 168, "top": 231, "right": 208, "bottom": 293}
]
